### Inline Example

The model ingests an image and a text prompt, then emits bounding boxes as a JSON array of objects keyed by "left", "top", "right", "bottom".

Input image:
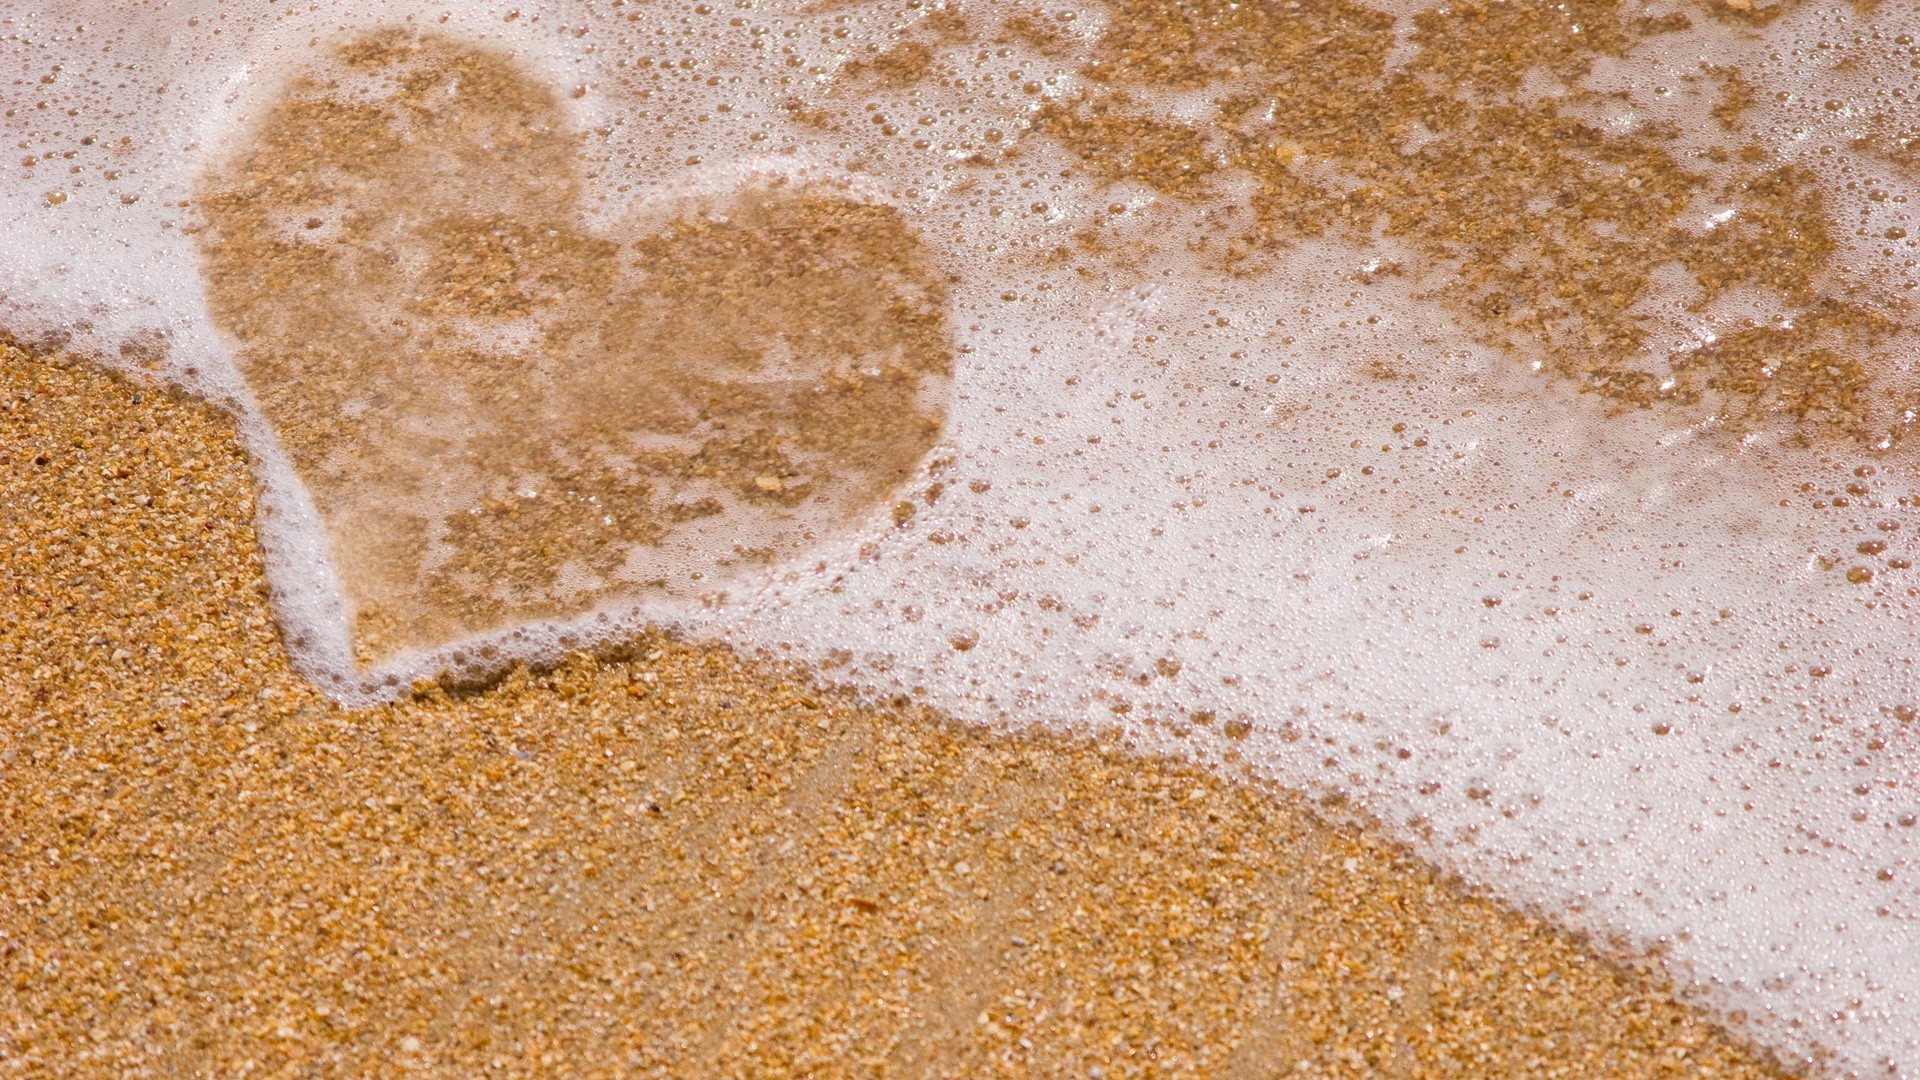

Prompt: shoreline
[{"left": 0, "top": 341, "right": 1799, "bottom": 1075}]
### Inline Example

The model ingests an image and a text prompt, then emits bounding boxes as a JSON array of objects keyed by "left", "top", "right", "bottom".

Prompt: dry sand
[{"left": 0, "top": 340, "right": 1795, "bottom": 1076}]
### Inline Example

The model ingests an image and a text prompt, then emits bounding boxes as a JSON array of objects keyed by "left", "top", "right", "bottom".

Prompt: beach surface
[{"left": 0, "top": 342, "right": 1796, "bottom": 1076}]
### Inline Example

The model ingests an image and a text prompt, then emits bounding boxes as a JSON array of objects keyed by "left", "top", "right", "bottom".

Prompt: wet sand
[
  {"left": 0, "top": 340, "right": 1796, "bottom": 1076},
  {"left": 192, "top": 30, "right": 958, "bottom": 666}
]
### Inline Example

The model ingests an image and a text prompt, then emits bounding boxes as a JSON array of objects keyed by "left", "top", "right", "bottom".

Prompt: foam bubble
[{"left": 7, "top": 0, "right": 1920, "bottom": 1072}]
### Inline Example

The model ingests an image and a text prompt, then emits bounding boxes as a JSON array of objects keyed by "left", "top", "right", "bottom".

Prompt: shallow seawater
[{"left": 4, "top": 0, "right": 1920, "bottom": 1072}]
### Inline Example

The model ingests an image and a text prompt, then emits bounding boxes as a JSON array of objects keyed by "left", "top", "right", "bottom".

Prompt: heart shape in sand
[{"left": 197, "top": 30, "right": 953, "bottom": 666}]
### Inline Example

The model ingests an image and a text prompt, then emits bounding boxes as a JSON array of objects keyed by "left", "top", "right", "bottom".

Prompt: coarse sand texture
[{"left": 0, "top": 342, "right": 1792, "bottom": 1077}]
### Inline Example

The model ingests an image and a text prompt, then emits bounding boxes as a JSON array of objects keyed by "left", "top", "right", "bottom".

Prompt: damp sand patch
[{"left": 195, "top": 30, "right": 953, "bottom": 668}]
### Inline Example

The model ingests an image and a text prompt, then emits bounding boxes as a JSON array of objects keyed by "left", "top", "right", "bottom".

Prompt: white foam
[{"left": 8, "top": 0, "right": 1920, "bottom": 1073}]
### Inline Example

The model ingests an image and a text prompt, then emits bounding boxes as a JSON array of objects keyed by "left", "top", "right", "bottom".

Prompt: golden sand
[{"left": 0, "top": 342, "right": 1794, "bottom": 1076}]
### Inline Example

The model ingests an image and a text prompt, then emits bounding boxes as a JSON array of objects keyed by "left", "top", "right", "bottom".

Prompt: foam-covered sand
[{"left": 0, "top": 340, "right": 1787, "bottom": 1077}]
